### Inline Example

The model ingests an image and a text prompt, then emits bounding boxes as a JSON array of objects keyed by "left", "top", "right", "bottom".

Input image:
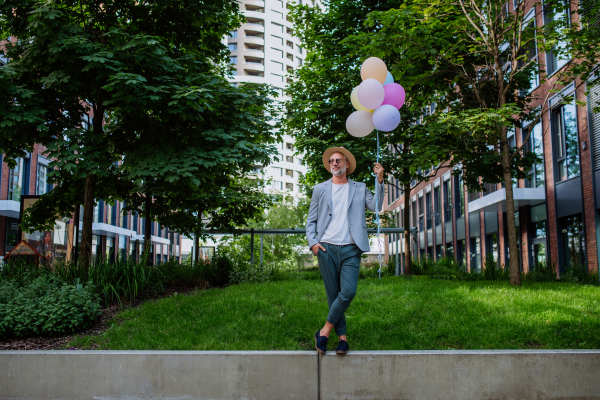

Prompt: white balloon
[
  {"left": 346, "top": 110, "right": 375, "bottom": 137},
  {"left": 357, "top": 79, "right": 385, "bottom": 110}
]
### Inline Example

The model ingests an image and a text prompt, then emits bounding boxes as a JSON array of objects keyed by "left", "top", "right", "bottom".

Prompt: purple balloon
[
  {"left": 382, "top": 83, "right": 405, "bottom": 110},
  {"left": 373, "top": 105, "right": 401, "bottom": 132}
]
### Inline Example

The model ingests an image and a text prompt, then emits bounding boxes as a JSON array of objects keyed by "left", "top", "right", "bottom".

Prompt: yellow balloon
[
  {"left": 351, "top": 87, "right": 374, "bottom": 112},
  {"left": 360, "top": 57, "right": 387, "bottom": 84}
]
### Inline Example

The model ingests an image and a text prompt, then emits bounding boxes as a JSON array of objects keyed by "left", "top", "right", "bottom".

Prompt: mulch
[{"left": 0, "top": 282, "right": 209, "bottom": 351}]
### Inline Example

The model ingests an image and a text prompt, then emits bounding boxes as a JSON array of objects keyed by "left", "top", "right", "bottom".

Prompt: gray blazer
[{"left": 306, "top": 178, "right": 385, "bottom": 253}]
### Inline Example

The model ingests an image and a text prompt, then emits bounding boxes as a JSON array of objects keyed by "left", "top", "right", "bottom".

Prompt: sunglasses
[{"left": 328, "top": 158, "right": 345, "bottom": 165}]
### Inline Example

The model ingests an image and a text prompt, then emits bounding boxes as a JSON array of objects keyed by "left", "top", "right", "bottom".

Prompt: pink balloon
[
  {"left": 382, "top": 83, "right": 405, "bottom": 110},
  {"left": 357, "top": 79, "right": 385, "bottom": 110}
]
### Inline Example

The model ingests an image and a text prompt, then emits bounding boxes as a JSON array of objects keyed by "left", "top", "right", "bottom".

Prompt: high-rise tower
[{"left": 228, "top": 0, "right": 322, "bottom": 204}]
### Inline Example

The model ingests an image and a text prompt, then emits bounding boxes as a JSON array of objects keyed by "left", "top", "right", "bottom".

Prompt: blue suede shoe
[
  {"left": 336, "top": 339, "right": 349, "bottom": 355},
  {"left": 314, "top": 330, "right": 328, "bottom": 354}
]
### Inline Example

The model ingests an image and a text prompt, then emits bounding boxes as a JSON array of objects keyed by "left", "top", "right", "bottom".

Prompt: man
[{"left": 306, "top": 146, "right": 384, "bottom": 355}]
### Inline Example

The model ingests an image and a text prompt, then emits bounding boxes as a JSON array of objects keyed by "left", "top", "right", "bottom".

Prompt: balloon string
[{"left": 374, "top": 129, "right": 383, "bottom": 279}]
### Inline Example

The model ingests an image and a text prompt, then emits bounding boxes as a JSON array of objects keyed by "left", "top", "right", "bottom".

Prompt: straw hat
[{"left": 322, "top": 147, "right": 356, "bottom": 175}]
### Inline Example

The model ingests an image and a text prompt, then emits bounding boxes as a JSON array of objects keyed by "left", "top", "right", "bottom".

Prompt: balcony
[
  {"left": 0, "top": 200, "right": 20, "bottom": 218},
  {"left": 468, "top": 187, "right": 546, "bottom": 213},
  {"left": 243, "top": 23, "right": 265, "bottom": 32}
]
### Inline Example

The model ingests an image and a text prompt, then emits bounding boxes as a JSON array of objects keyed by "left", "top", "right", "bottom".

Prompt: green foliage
[{"left": 0, "top": 275, "right": 101, "bottom": 339}]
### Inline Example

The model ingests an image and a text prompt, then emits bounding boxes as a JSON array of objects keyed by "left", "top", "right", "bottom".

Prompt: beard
[{"left": 331, "top": 165, "right": 347, "bottom": 177}]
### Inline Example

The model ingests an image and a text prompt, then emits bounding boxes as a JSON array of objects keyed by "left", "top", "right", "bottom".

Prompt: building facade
[
  {"left": 227, "top": 0, "right": 320, "bottom": 203},
  {"left": 384, "top": 3, "right": 600, "bottom": 275}
]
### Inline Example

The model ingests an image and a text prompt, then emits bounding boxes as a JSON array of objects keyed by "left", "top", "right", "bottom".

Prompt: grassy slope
[{"left": 68, "top": 277, "right": 600, "bottom": 350}]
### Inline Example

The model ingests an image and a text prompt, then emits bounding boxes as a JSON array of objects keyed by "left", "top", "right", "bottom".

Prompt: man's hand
[
  {"left": 311, "top": 243, "right": 326, "bottom": 256},
  {"left": 374, "top": 163, "right": 384, "bottom": 184}
]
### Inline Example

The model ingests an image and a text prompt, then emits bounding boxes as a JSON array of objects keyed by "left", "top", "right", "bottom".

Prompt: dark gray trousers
[{"left": 317, "top": 242, "right": 362, "bottom": 336}]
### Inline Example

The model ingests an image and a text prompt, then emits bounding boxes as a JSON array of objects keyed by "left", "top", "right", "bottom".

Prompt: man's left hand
[{"left": 373, "top": 163, "right": 384, "bottom": 184}]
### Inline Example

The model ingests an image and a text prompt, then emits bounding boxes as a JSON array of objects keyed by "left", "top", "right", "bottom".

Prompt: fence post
[
  {"left": 260, "top": 234, "right": 264, "bottom": 266},
  {"left": 250, "top": 228, "right": 255, "bottom": 266},
  {"left": 396, "top": 234, "right": 400, "bottom": 276}
]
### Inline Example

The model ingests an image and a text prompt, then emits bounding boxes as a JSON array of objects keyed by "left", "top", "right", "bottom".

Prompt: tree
[
  {"left": 0, "top": 0, "right": 264, "bottom": 265},
  {"left": 349, "top": 0, "right": 600, "bottom": 284},
  {"left": 287, "top": 0, "right": 456, "bottom": 274}
]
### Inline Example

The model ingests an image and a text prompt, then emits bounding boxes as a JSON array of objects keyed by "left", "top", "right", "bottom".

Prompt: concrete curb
[{"left": 1, "top": 350, "right": 599, "bottom": 399}]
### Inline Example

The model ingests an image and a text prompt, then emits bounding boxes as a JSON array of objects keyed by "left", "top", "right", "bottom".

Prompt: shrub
[{"left": 0, "top": 275, "right": 101, "bottom": 339}]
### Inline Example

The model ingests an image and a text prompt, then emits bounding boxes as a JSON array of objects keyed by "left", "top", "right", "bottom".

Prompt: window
[
  {"left": 8, "top": 157, "right": 28, "bottom": 202},
  {"left": 298, "top": 57, "right": 303, "bottom": 66},
  {"left": 297, "top": 158, "right": 303, "bottom": 165},
  {"left": 522, "top": 121, "right": 545, "bottom": 187},
  {"left": 298, "top": 46, "right": 303, "bottom": 54},
  {"left": 272, "top": 10, "right": 283, "bottom": 19},
  {"left": 418, "top": 195, "right": 424, "bottom": 231},
  {"left": 425, "top": 191, "right": 432, "bottom": 230},
  {"left": 119, "top": 204, "right": 127, "bottom": 229},
  {"left": 470, "top": 237, "right": 481, "bottom": 271},
  {"left": 286, "top": 155, "right": 293, "bottom": 163},
  {"left": 229, "top": 30, "right": 238, "bottom": 38},
  {"left": 559, "top": 214, "right": 585, "bottom": 270},
  {"left": 517, "top": 10, "right": 539, "bottom": 93},
  {"left": 434, "top": 186, "right": 441, "bottom": 226},
  {"left": 544, "top": 4, "right": 571, "bottom": 75},
  {"left": 443, "top": 178, "right": 452, "bottom": 224},
  {"left": 229, "top": 56, "right": 237, "bottom": 64},
  {"left": 228, "top": 43, "right": 237, "bottom": 52},
  {"left": 286, "top": 142, "right": 293, "bottom": 150},
  {"left": 285, "top": 182, "right": 293, "bottom": 191},
  {"left": 36, "top": 163, "right": 53, "bottom": 195},
  {"left": 93, "top": 202, "right": 101, "bottom": 223},
  {"left": 552, "top": 99, "right": 579, "bottom": 181},
  {"left": 286, "top": 27, "right": 294, "bottom": 35},
  {"left": 286, "top": 52, "right": 293, "bottom": 61},
  {"left": 272, "top": 167, "right": 283, "bottom": 176},
  {"left": 286, "top": 40, "right": 294, "bottom": 49},
  {"left": 272, "top": 181, "right": 283, "bottom": 190},
  {"left": 411, "top": 199, "right": 417, "bottom": 228},
  {"left": 454, "top": 172, "right": 464, "bottom": 219},
  {"left": 285, "top": 169, "right": 293, "bottom": 177},
  {"left": 107, "top": 203, "right": 113, "bottom": 226}
]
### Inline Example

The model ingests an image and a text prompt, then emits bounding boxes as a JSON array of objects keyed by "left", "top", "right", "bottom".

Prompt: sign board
[
  {"left": 18, "top": 195, "right": 70, "bottom": 265},
  {"left": 2, "top": 240, "right": 44, "bottom": 265}
]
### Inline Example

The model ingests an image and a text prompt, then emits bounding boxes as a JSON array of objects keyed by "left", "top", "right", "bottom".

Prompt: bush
[{"left": 0, "top": 275, "right": 101, "bottom": 339}]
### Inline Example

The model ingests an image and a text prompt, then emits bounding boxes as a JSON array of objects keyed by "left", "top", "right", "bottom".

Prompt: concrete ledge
[
  {"left": 0, "top": 350, "right": 318, "bottom": 400},
  {"left": 320, "top": 350, "right": 600, "bottom": 400},
  {"left": 2, "top": 350, "right": 600, "bottom": 400}
]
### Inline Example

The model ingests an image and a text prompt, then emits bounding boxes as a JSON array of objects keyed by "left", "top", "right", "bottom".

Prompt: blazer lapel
[
  {"left": 325, "top": 179, "right": 333, "bottom": 212},
  {"left": 347, "top": 178, "right": 357, "bottom": 207}
]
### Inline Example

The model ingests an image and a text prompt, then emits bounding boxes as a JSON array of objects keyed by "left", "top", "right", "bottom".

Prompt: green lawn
[{"left": 67, "top": 277, "right": 600, "bottom": 350}]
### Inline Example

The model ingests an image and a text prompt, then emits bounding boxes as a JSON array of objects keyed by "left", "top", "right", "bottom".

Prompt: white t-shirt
[{"left": 320, "top": 182, "right": 355, "bottom": 245}]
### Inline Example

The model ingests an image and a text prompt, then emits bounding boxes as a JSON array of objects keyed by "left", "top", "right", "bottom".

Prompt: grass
[{"left": 67, "top": 276, "right": 600, "bottom": 351}]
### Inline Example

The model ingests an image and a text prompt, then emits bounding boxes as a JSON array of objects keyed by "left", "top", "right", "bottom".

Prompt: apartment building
[
  {"left": 0, "top": 143, "right": 182, "bottom": 264},
  {"left": 384, "top": 5, "right": 600, "bottom": 275},
  {"left": 228, "top": 0, "right": 320, "bottom": 203}
]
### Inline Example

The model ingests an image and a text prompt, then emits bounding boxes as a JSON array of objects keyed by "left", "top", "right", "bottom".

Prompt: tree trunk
[
  {"left": 79, "top": 174, "right": 96, "bottom": 266},
  {"left": 403, "top": 177, "right": 412, "bottom": 275},
  {"left": 501, "top": 140, "right": 522, "bottom": 286}
]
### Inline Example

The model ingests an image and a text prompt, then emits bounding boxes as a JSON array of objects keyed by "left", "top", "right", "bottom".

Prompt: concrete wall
[{"left": 1, "top": 350, "right": 600, "bottom": 400}]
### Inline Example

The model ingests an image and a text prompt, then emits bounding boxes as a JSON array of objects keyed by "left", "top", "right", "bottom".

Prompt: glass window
[
  {"left": 285, "top": 182, "right": 293, "bottom": 191},
  {"left": 470, "top": 237, "right": 481, "bottom": 271},
  {"left": 552, "top": 101, "right": 579, "bottom": 181},
  {"left": 520, "top": 18, "right": 539, "bottom": 92},
  {"left": 560, "top": 214, "right": 585, "bottom": 270},
  {"left": 93, "top": 202, "right": 100, "bottom": 223},
  {"left": 229, "top": 30, "right": 238, "bottom": 38},
  {"left": 286, "top": 155, "right": 293, "bottom": 163},
  {"left": 229, "top": 56, "right": 237, "bottom": 64},
  {"left": 522, "top": 122, "right": 545, "bottom": 188},
  {"left": 443, "top": 179, "right": 452, "bottom": 224},
  {"left": 285, "top": 169, "right": 293, "bottom": 177},
  {"left": 36, "top": 163, "right": 53, "bottom": 195},
  {"left": 418, "top": 195, "right": 424, "bottom": 231},
  {"left": 454, "top": 173, "right": 464, "bottom": 219},
  {"left": 411, "top": 199, "right": 417, "bottom": 228},
  {"left": 544, "top": 5, "right": 570, "bottom": 75},
  {"left": 425, "top": 191, "right": 432, "bottom": 230},
  {"left": 8, "top": 157, "right": 25, "bottom": 201},
  {"left": 228, "top": 43, "right": 237, "bottom": 52},
  {"left": 486, "top": 234, "right": 499, "bottom": 265},
  {"left": 107, "top": 204, "right": 113, "bottom": 226},
  {"left": 434, "top": 186, "right": 441, "bottom": 226}
]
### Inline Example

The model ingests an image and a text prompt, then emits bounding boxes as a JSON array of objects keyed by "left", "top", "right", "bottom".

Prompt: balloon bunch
[{"left": 346, "top": 57, "right": 405, "bottom": 137}]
